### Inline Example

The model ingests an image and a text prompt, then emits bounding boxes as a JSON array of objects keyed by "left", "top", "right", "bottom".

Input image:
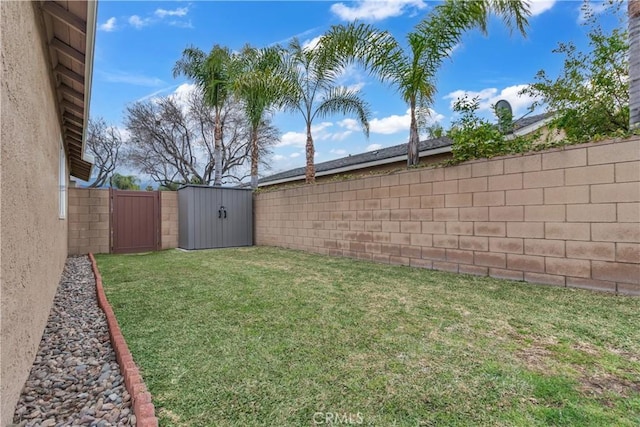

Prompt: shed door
[
  {"left": 193, "top": 187, "right": 224, "bottom": 250},
  {"left": 221, "top": 190, "right": 252, "bottom": 247}
]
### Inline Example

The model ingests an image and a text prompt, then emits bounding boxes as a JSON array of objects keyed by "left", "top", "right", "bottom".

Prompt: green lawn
[{"left": 96, "top": 247, "right": 640, "bottom": 427}]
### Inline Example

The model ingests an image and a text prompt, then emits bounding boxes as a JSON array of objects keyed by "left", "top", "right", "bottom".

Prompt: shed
[{"left": 178, "top": 185, "right": 253, "bottom": 250}]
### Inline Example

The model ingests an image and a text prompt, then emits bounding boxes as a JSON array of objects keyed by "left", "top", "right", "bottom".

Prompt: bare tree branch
[
  {"left": 86, "top": 118, "right": 123, "bottom": 187},
  {"left": 123, "top": 90, "right": 278, "bottom": 187}
]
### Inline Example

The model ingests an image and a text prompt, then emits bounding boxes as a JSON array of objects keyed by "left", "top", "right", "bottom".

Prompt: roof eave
[
  {"left": 507, "top": 115, "right": 555, "bottom": 140},
  {"left": 76, "top": 0, "right": 97, "bottom": 181},
  {"left": 42, "top": 1, "right": 96, "bottom": 182}
]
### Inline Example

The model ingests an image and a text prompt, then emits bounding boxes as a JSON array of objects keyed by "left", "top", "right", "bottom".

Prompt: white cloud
[
  {"left": 99, "top": 17, "right": 117, "bottom": 32},
  {"left": 330, "top": 0, "right": 427, "bottom": 22},
  {"left": 369, "top": 111, "right": 411, "bottom": 134},
  {"left": 276, "top": 122, "right": 337, "bottom": 147},
  {"left": 330, "top": 149, "right": 348, "bottom": 156},
  {"left": 272, "top": 154, "right": 286, "bottom": 161},
  {"left": 128, "top": 15, "right": 150, "bottom": 29},
  {"left": 278, "top": 131, "right": 307, "bottom": 148},
  {"left": 338, "top": 118, "right": 361, "bottom": 132},
  {"left": 169, "top": 83, "right": 198, "bottom": 109},
  {"left": 169, "top": 20, "right": 194, "bottom": 29},
  {"left": 302, "top": 36, "right": 322, "bottom": 51},
  {"left": 97, "top": 70, "right": 164, "bottom": 87},
  {"left": 346, "top": 82, "right": 365, "bottom": 92},
  {"left": 155, "top": 7, "right": 189, "bottom": 18},
  {"left": 270, "top": 27, "right": 321, "bottom": 47},
  {"left": 366, "top": 108, "right": 444, "bottom": 135},
  {"left": 289, "top": 152, "right": 301, "bottom": 158},
  {"left": 135, "top": 84, "right": 181, "bottom": 102},
  {"left": 366, "top": 143, "right": 383, "bottom": 152},
  {"left": 114, "top": 126, "right": 131, "bottom": 142},
  {"left": 128, "top": 7, "right": 191, "bottom": 30},
  {"left": 331, "top": 130, "right": 353, "bottom": 141},
  {"left": 528, "top": 0, "right": 556, "bottom": 17},
  {"left": 335, "top": 64, "right": 367, "bottom": 93},
  {"left": 444, "top": 84, "right": 539, "bottom": 117}
]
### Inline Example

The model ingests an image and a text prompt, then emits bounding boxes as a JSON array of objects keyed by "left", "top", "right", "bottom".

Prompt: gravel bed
[{"left": 12, "top": 256, "right": 135, "bottom": 427}]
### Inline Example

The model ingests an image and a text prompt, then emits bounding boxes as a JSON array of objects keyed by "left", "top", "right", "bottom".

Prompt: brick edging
[{"left": 88, "top": 253, "right": 159, "bottom": 427}]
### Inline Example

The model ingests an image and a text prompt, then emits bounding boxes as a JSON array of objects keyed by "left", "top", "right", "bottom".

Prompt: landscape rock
[{"left": 12, "top": 256, "right": 135, "bottom": 426}]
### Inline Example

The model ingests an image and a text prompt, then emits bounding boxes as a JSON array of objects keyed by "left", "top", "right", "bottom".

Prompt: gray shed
[{"left": 178, "top": 185, "right": 253, "bottom": 250}]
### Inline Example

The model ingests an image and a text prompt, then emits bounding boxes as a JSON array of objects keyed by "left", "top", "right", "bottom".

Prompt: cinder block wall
[
  {"left": 255, "top": 138, "right": 640, "bottom": 295},
  {"left": 161, "top": 191, "right": 179, "bottom": 249},
  {"left": 68, "top": 188, "right": 180, "bottom": 254},
  {"left": 69, "top": 188, "right": 110, "bottom": 255}
]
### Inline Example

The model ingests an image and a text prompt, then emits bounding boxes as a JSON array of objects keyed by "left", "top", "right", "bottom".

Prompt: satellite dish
[{"left": 495, "top": 99, "right": 512, "bottom": 117}]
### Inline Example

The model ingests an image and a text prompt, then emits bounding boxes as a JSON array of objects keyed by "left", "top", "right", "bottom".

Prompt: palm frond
[
  {"left": 313, "top": 87, "right": 371, "bottom": 137},
  {"left": 323, "top": 22, "right": 404, "bottom": 84}
]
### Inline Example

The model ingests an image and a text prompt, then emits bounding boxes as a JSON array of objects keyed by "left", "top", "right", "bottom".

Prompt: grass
[{"left": 95, "top": 247, "right": 640, "bottom": 427}]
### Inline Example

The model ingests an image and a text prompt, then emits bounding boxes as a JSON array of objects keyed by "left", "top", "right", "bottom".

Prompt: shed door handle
[
  {"left": 218, "top": 209, "right": 222, "bottom": 219},
  {"left": 224, "top": 209, "right": 227, "bottom": 219}
]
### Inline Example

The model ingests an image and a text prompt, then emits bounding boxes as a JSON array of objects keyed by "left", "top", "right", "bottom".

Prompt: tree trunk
[
  {"left": 630, "top": 0, "right": 640, "bottom": 130},
  {"left": 250, "top": 127, "right": 259, "bottom": 189},
  {"left": 305, "top": 122, "right": 316, "bottom": 184},
  {"left": 407, "top": 102, "right": 420, "bottom": 167},
  {"left": 213, "top": 111, "right": 223, "bottom": 186}
]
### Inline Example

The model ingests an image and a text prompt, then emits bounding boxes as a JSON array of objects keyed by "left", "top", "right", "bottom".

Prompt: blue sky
[{"left": 90, "top": 0, "right": 623, "bottom": 178}]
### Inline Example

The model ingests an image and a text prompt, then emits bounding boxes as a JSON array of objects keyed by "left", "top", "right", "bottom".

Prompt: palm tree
[
  {"left": 630, "top": 0, "right": 640, "bottom": 130},
  {"left": 234, "top": 46, "right": 284, "bottom": 188},
  {"left": 324, "top": 0, "right": 530, "bottom": 166},
  {"left": 277, "top": 39, "right": 371, "bottom": 184},
  {"left": 173, "top": 45, "right": 235, "bottom": 186}
]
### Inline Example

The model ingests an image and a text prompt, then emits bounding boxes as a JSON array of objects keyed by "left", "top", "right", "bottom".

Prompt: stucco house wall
[{"left": 0, "top": 2, "right": 70, "bottom": 423}]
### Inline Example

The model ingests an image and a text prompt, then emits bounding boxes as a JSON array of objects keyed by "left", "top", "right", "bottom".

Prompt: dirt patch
[
  {"left": 517, "top": 345, "right": 554, "bottom": 373},
  {"left": 516, "top": 337, "right": 640, "bottom": 402},
  {"left": 607, "top": 347, "right": 640, "bottom": 363},
  {"left": 515, "top": 334, "right": 560, "bottom": 373},
  {"left": 159, "top": 408, "right": 184, "bottom": 426},
  {"left": 576, "top": 368, "right": 640, "bottom": 399},
  {"left": 571, "top": 341, "right": 600, "bottom": 357}
]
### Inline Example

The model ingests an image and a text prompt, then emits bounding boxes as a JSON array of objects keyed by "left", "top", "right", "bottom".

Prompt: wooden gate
[{"left": 110, "top": 190, "right": 160, "bottom": 254}]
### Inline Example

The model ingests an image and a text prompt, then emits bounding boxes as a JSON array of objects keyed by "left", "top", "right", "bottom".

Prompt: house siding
[{"left": 1, "top": 2, "right": 69, "bottom": 423}]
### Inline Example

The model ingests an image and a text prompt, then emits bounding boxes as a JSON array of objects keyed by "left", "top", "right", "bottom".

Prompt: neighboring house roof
[
  {"left": 259, "top": 112, "right": 553, "bottom": 187},
  {"left": 40, "top": 1, "right": 97, "bottom": 181},
  {"left": 510, "top": 112, "right": 555, "bottom": 136},
  {"left": 259, "top": 137, "right": 453, "bottom": 186}
]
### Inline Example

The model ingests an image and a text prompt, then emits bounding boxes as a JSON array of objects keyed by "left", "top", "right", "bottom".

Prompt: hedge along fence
[{"left": 255, "top": 137, "right": 640, "bottom": 295}]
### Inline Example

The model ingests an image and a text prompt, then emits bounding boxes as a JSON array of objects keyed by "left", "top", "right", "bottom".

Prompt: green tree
[
  {"left": 277, "top": 39, "right": 371, "bottom": 184},
  {"left": 324, "top": 0, "right": 529, "bottom": 167},
  {"left": 523, "top": 5, "right": 629, "bottom": 141},
  {"left": 173, "top": 45, "right": 236, "bottom": 186},
  {"left": 234, "top": 46, "right": 284, "bottom": 188},
  {"left": 449, "top": 97, "right": 534, "bottom": 162},
  {"left": 629, "top": 0, "right": 640, "bottom": 130},
  {"left": 111, "top": 173, "right": 140, "bottom": 190}
]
